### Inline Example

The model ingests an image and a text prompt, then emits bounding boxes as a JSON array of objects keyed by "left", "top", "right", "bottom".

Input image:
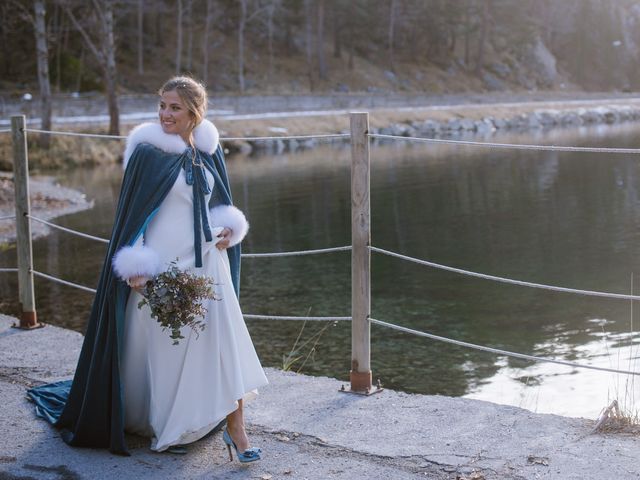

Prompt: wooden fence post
[
  {"left": 12, "top": 115, "right": 40, "bottom": 329},
  {"left": 348, "top": 112, "right": 379, "bottom": 394}
]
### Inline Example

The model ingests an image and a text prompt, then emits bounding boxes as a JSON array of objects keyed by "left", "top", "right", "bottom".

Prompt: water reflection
[{"left": 3, "top": 122, "right": 640, "bottom": 418}]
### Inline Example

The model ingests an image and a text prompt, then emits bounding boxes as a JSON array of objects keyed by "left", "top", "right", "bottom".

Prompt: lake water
[{"left": 3, "top": 123, "right": 640, "bottom": 419}]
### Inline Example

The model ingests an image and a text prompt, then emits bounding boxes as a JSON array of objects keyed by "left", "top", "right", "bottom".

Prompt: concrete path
[{"left": 0, "top": 314, "right": 638, "bottom": 480}]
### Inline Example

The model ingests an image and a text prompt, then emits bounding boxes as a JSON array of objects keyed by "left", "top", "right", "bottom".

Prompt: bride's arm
[{"left": 209, "top": 204, "right": 249, "bottom": 248}]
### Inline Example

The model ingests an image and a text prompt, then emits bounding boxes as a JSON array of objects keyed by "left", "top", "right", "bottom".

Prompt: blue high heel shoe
[{"left": 222, "top": 429, "right": 262, "bottom": 463}]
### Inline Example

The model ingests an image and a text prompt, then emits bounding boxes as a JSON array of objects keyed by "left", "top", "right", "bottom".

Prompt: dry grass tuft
[{"left": 594, "top": 400, "right": 640, "bottom": 434}]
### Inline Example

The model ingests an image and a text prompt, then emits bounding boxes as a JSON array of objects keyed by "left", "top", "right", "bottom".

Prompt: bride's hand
[
  {"left": 216, "top": 227, "right": 233, "bottom": 250},
  {"left": 127, "top": 275, "right": 149, "bottom": 293}
]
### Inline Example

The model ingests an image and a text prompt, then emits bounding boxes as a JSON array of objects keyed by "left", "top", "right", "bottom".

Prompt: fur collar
[{"left": 123, "top": 118, "right": 220, "bottom": 168}]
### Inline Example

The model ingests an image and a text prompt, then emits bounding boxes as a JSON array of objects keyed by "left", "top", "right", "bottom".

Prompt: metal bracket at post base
[
  {"left": 12, "top": 309, "right": 44, "bottom": 330},
  {"left": 339, "top": 370, "right": 384, "bottom": 396}
]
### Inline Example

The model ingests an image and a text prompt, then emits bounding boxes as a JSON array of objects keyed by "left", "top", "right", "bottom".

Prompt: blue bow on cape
[{"left": 182, "top": 146, "right": 213, "bottom": 268}]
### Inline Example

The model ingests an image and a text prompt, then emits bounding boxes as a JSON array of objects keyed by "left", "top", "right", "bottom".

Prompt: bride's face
[{"left": 158, "top": 90, "right": 193, "bottom": 141}]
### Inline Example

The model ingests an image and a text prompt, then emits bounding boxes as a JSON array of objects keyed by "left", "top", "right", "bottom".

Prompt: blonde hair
[{"left": 158, "top": 76, "right": 208, "bottom": 139}]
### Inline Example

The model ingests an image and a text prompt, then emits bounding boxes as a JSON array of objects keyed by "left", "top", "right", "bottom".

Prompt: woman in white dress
[{"left": 112, "top": 76, "right": 268, "bottom": 461}]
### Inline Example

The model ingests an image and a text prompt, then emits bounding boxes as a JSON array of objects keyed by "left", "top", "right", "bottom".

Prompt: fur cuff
[
  {"left": 209, "top": 205, "right": 249, "bottom": 247},
  {"left": 112, "top": 245, "right": 162, "bottom": 280}
]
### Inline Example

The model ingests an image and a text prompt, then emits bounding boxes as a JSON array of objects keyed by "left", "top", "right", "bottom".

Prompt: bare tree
[
  {"left": 175, "top": 0, "right": 183, "bottom": 73},
  {"left": 62, "top": 0, "right": 120, "bottom": 135},
  {"left": 237, "top": 0, "right": 270, "bottom": 92},
  {"left": 464, "top": 0, "right": 472, "bottom": 69},
  {"left": 238, "top": 0, "right": 247, "bottom": 91},
  {"left": 475, "top": 0, "right": 489, "bottom": 75},
  {"left": 202, "top": 0, "right": 216, "bottom": 85},
  {"left": 264, "top": 0, "right": 280, "bottom": 80},
  {"left": 332, "top": 1, "right": 342, "bottom": 59},
  {"left": 10, "top": 0, "right": 52, "bottom": 147},
  {"left": 137, "top": 0, "right": 143, "bottom": 74},
  {"left": 316, "top": 0, "right": 327, "bottom": 80},
  {"left": 304, "top": 0, "right": 315, "bottom": 89},
  {"left": 185, "top": 0, "right": 193, "bottom": 71},
  {"left": 34, "top": 0, "right": 52, "bottom": 148},
  {"left": 388, "top": 0, "right": 398, "bottom": 71}
]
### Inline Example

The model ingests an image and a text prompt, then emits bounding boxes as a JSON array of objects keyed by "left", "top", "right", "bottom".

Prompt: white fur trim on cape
[
  {"left": 123, "top": 118, "right": 220, "bottom": 168},
  {"left": 209, "top": 205, "right": 249, "bottom": 247},
  {"left": 112, "top": 245, "right": 162, "bottom": 280}
]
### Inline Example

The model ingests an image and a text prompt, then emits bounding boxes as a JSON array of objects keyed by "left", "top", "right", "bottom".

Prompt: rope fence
[
  {"left": 370, "top": 246, "right": 640, "bottom": 301},
  {"left": 370, "top": 317, "right": 640, "bottom": 376},
  {"left": 6, "top": 112, "right": 640, "bottom": 395},
  {"left": 27, "top": 215, "right": 110, "bottom": 244},
  {"left": 243, "top": 314, "right": 350, "bottom": 321},
  {"left": 242, "top": 245, "right": 351, "bottom": 258},
  {"left": 31, "top": 269, "right": 97, "bottom": 293},
  {"left": 23, "top": 127, "right": 350, "bottom": 143},
  {"left": 0, "top": 129, "right": 11, "bottom": 134},
  {"left": 222, "top": 133, "right": 350, "bottom": 142},
  {"left": 25, "top": 267, "right": 348, "bottom": 322},
  {"left": 369, "top": 133, "right": 640, "bottom": 154},
  {"left": 25, "top": 128, "right": 126, "bottom": 139}
]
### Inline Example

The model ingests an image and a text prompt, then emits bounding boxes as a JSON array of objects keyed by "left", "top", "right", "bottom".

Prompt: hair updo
[{"left": 158, "top": 76, "right": 208, "bottom": 134}]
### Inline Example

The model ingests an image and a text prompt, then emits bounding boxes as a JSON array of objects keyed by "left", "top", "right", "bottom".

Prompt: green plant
[{"left": 138, "top": 260, "right": 217, "bottom": 345}]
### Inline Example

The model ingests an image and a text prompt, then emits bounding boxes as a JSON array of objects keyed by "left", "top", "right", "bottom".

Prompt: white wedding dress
[{"left": 120, "top": 167, "right": 268, "bottom": 452}]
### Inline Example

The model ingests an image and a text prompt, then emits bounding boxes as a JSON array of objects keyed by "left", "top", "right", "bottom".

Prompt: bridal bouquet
[{"left": 137, "top": 260, "right": 217, "bottom": 345}]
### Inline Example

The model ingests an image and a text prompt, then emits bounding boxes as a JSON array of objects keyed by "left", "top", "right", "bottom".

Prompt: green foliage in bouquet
[{"left": 137, "top": 260, "right": 217, "bottom": 345}]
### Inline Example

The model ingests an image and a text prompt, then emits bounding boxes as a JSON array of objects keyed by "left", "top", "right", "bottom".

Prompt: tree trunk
[
  {"left": 238, "top": 0, "right": 246, "bottom": 92},
  {"left": 202, "top": 0, "right": 214, "bottom": 85},
  {"left": 55, "top": 4, "right": 64, "bottom": 92},
  {"left": 464, "top": 0, "right": 471, "bottom": 69},
  {"left": 175, "top": 0, "right": 183, "bottom": 74},
  {"left": 304, "top": 0, "right": 315, "bottom": 90},
  {"left": 332, "top": 1, "right": 341, "bottom": 59},
  {"left": 103, "top": 0, "right": 119, "bottom": 135},
  {"left": 475, "top": 0, "right": 489, "bottom": 75},
  {"left": 0, "top": 4, "right": 10, "bottom": 78},
  {"left": 388, "top": 0, "right": 397, "bottom": 71},
  {"left": 185, "top": 0, "right": 193, "bottom": 71},
  {"left": 316, "top": 0, "right": 327, "bottom": 80},
  {"left": 137, "top": 0, "right": 143, "bottom": 74},
  {"left": 267, "top": 3, "right": 275, "bottom": 81},
  {"left": 34, "top": 0, "right": 52, "bottom": 149}
]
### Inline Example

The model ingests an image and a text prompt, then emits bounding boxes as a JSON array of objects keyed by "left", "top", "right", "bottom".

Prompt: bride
[{"left": 27, "top": 76, "right": 268, "bottom": 462}]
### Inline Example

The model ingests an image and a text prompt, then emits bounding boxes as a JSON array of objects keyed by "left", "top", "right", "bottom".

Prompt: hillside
[{"left": 3, "top": 0, "right": 640, "bottom": 99}]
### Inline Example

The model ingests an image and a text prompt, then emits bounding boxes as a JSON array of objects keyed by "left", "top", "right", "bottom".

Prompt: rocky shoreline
[
  {"left": 239, "top": 103, "right": 640, "bottom": 155},
  {"left": 0, "top": 173, "right": 93, "bottom": 246}
]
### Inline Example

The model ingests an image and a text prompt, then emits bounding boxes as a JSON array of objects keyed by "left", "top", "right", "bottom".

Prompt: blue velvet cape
[{"left": 27, "top": 142, "right": 240, "bottom": 455}]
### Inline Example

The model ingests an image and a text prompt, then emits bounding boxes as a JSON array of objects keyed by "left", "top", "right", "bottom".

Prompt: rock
[
  {"left": 489, "top": 62, "right": 511, "bottom": 79},
  {"left": 534, "top": 109, "right": 560, "bottom": 126},
  {"left": 384, "top": 70, "right": 397, "bottom": 84},
  {"left": 474, "top": 118, "right": 497, "bottom": 135},
  {"left": 492, "top": 117, "right": 508, "bottom": 129},
  {"left": 524, "top": 36, "right": 558, "bottom": 87},
  {"left": 444, "top": 119, "right": 465, "bottom": 131},
  {"left": 414, "top": 120, "right": 441, "bottom": 135},
  {"left": 287, "top": 139, "right": 299, "bottom": 152},
  {"left": 559, "top": 111, "right": 582, "bottom": 126},
  {"left": 580, "top": 109, "right": 603, "bottom": 123},
  {"left": 459, "top": 118, "right": 476, "bottom": 131},
  {"left": 482, "top": 72, "right": 504, "bottom": 91}
]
